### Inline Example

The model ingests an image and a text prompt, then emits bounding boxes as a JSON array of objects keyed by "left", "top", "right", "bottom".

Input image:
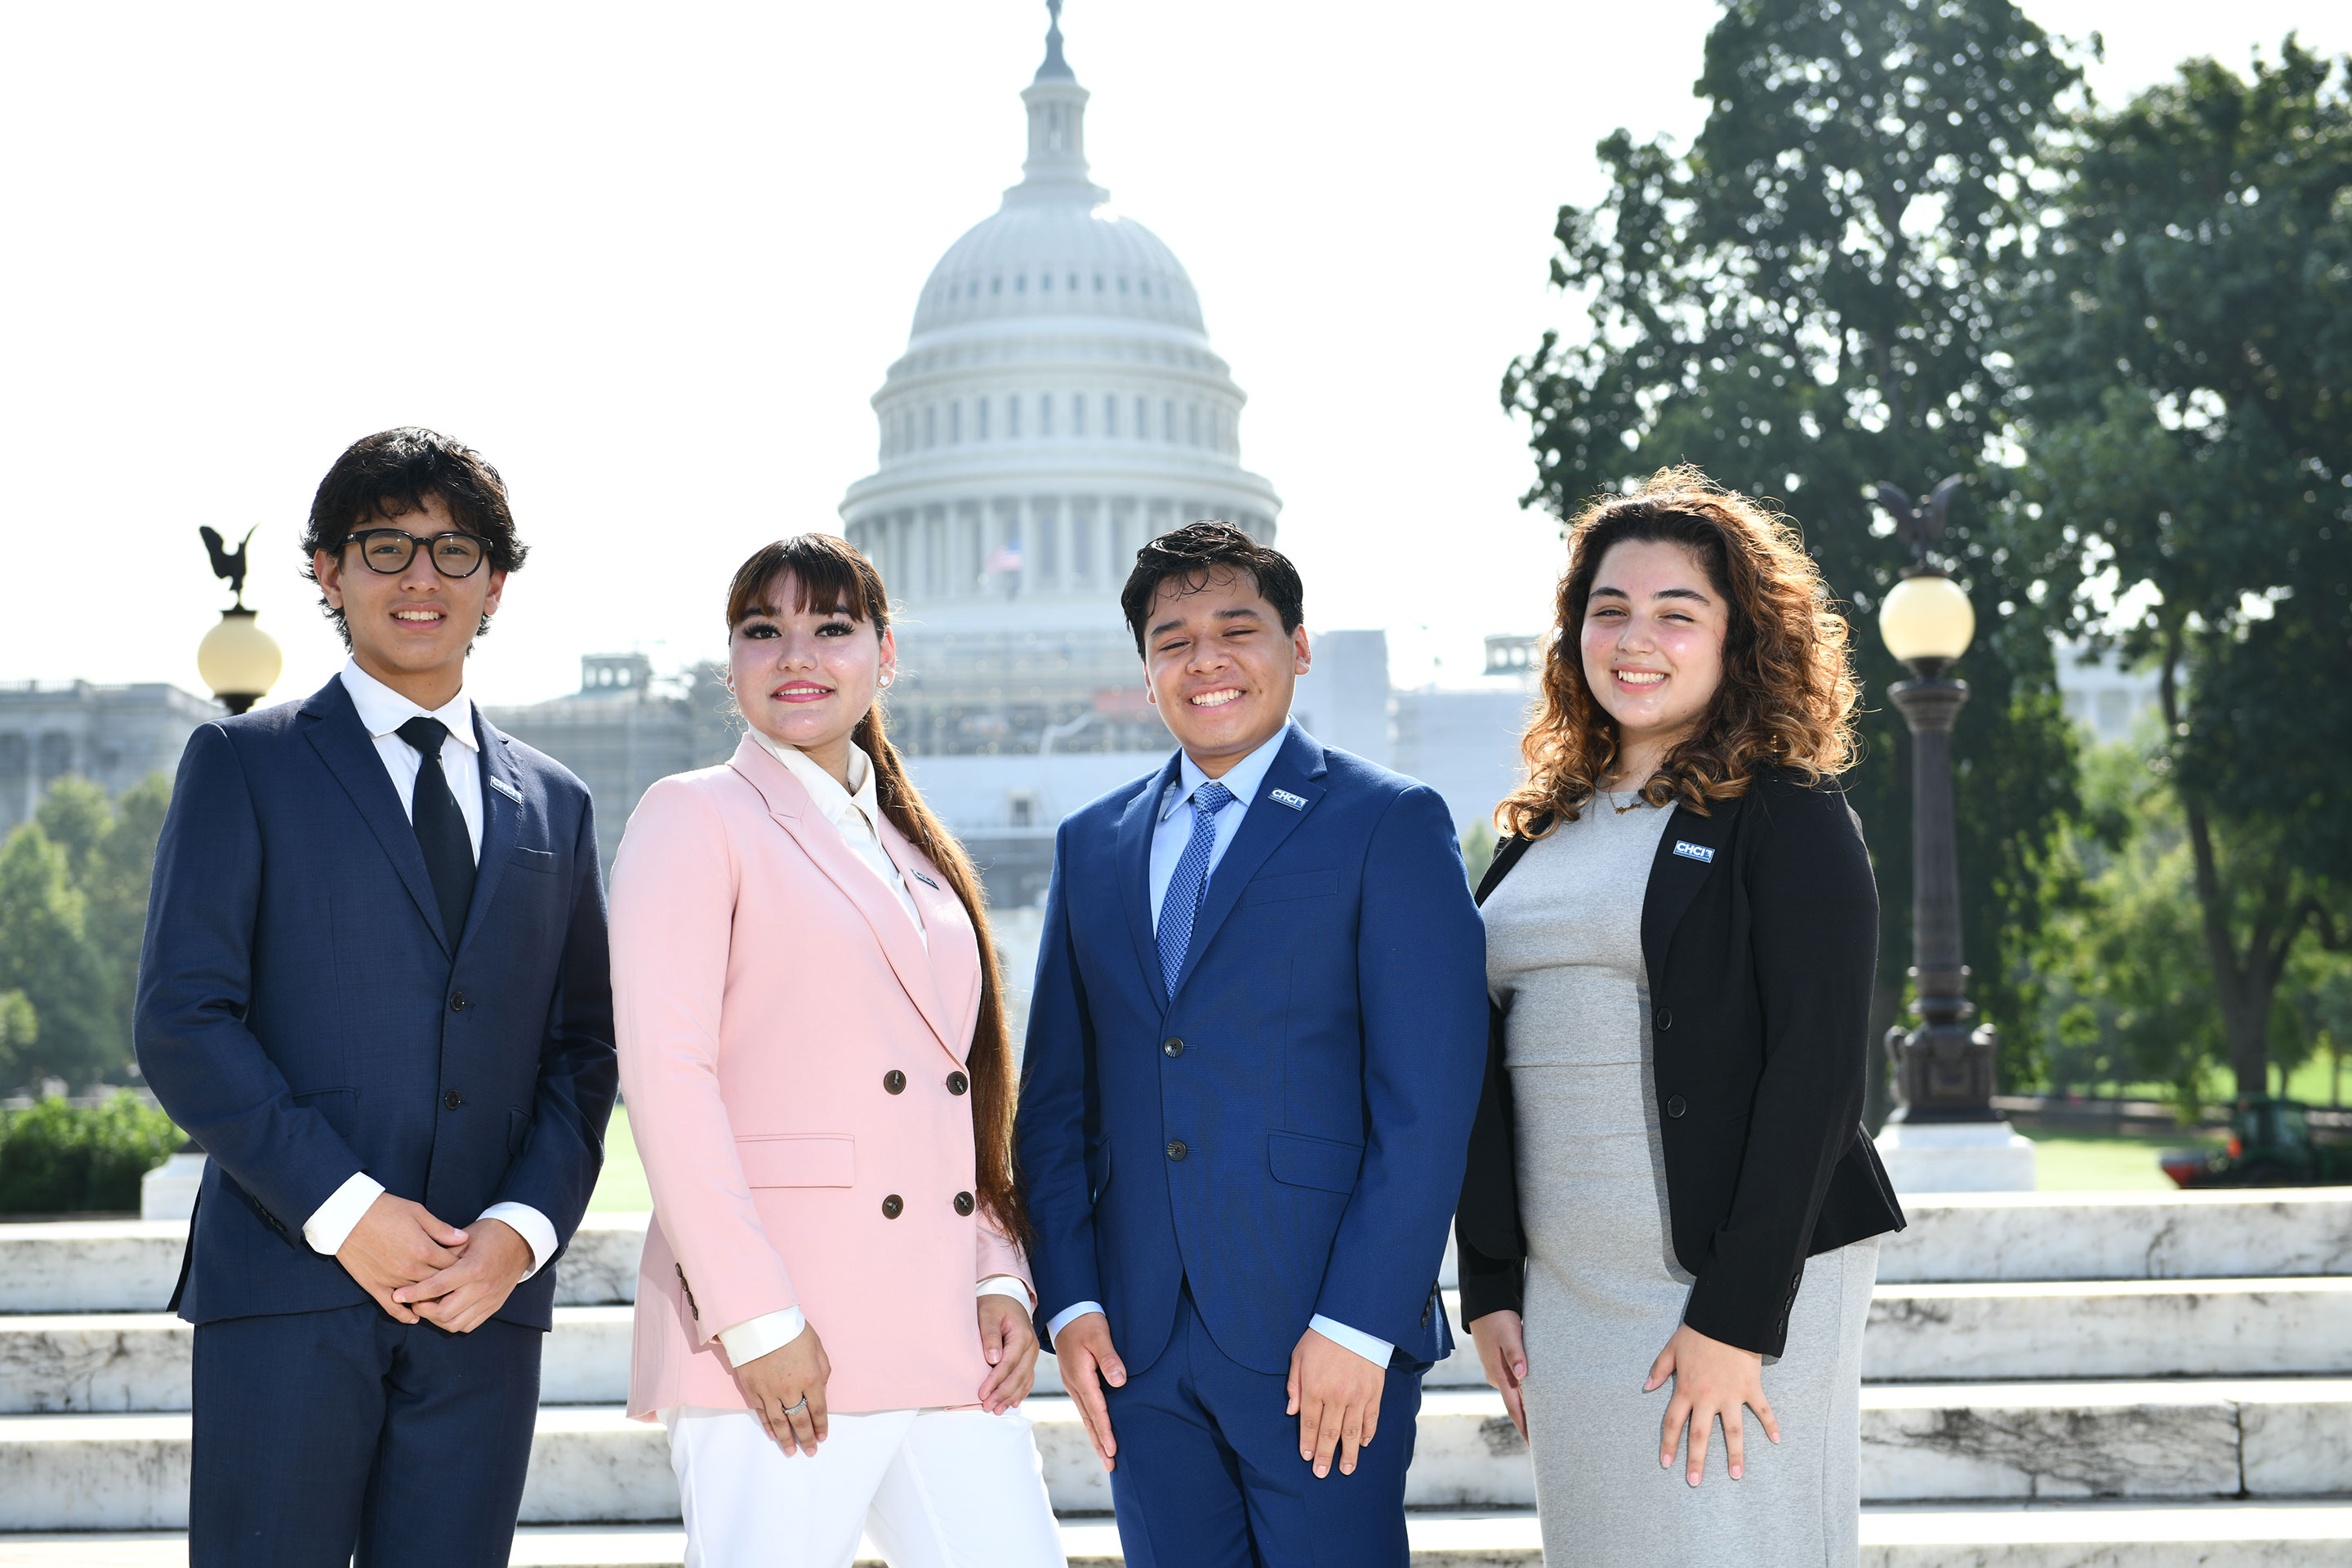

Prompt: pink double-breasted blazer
[{"left": 610, "top": 737, "right": 1030, "bottom": 1419}]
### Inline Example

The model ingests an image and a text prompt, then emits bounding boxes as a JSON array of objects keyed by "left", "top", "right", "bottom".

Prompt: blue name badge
[
  {"left": 488, "top": 775, "right": 523, "bottom": 804},
  {"left": 1673, "top": 840, "right": 1716, "bottom": 864},
  {"left": 1268, "top": 789, "right": 1308, "bottom": 810}
]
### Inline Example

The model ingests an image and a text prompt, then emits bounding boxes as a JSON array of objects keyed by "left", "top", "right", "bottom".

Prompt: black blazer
[{"left": 1454, "top": 766, "right": 1904, "bottom": 1357}]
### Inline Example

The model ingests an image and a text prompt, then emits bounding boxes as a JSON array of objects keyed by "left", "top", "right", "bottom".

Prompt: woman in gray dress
[{"left": 1454, "top": 466, "right": 1905, "bottom": 1566}]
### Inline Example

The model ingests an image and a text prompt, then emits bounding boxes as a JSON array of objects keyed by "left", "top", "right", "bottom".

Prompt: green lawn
[
  {"left": 590, "top": 1105, "right": 652, "bottom": 1213},
  {"left": 588, "top": 1107, "right": 2222, "bottom": 1209},
  {"left": 2021, "top": 1127, "right": 2217, "bottom": 1192}
]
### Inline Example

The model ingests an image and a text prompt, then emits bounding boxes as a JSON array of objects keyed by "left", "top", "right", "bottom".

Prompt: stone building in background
[{"left": 0, "top": 681, "right": 219, "bottom": 835}]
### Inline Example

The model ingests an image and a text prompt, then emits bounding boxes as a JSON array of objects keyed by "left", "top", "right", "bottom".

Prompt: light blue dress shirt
[{"left": 1049, "top": 724, "right": 1396, "bottom": 1370}]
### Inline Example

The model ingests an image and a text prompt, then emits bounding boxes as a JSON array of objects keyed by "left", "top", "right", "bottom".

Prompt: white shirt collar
[
  {"left": 1161, "top": 722, "right": 1294, "bottom": 822},
  {"left": 753, "top": 731, "right": 885, "bottom": 836},
  {"left": 340, "top": 657, "right": 478, "bottom": 753}
]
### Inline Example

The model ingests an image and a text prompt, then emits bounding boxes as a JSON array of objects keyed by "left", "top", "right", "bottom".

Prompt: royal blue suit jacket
[
  {"left": 136, "top": 675, "right": 617, "bottom": 1330},
  {"left": 1015, "top": 727, "right": 1488, "bottom": 1378}
]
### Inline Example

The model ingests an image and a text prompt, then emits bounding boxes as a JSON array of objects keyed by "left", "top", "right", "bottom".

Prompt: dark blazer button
[
  {"left": 1655, "top": 1007, "right": 1673, "bottom": 1031},
  {"left": 954, "top": 1191, "right": 975, "bottom": 1216},
  {"left": 1161, "top": 1037, "right": 1184, "bottom": 1058},
  {"left": 946, "top": 1071, "right": 969, "bottom": 1095},
  {"left": 1165, "top": 1140, "right": 1188, "bottom": 1161},
  {"left": 1664, "top": 1094, "right": 1686, "bottom": 1119},
  {"left": 444, "top": 1090, "right": 464, "bottom": 1110},
  {"left": 449, "top": 991, "right": 467, "bottom": 1013},
  {"left": 884, "top": 1070, "right": 906, "bottom": 1094},
  {"left": 881, "top": 1194, "right": 904, "bottom": 1218}
]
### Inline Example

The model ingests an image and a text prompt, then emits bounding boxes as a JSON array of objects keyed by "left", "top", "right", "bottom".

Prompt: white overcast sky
[{"left": 1, "top": 1, "right": 2337, "bottom": 708}]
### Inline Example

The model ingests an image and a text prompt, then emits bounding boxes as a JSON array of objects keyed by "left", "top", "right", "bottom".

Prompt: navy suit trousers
[
  {"left": 189, "top": 1305, "right": 542, "bottom": 1567},
  {"left": 1105, "top": 1286, "right": 1420, "bottom": 1568}
]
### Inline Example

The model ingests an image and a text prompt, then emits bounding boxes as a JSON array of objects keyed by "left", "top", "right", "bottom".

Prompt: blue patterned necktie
[{"left": 1156, "top": 781, "right": 1235, "bottom": 996}]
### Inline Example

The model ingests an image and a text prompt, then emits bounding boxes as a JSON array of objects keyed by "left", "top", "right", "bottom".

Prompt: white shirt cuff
[
  {"left": 1309, "top": 1314, "right": 1395, "bottom": 1370},
  {"left": 717, "top": 1307, "right": 808, "bottom": 1366},
  {"left": 475, "top": 1202, "right": 558, "bottom": 1282},
  {"left": 1046, "top": 1300, "right": 1106, "bottom": 1341},
  {"left": 977, "top": 1275, "right": 1034, "bottom": 1307},
  {"left": 302, "top": 1171, "right": 385, "bottom": 1255}
]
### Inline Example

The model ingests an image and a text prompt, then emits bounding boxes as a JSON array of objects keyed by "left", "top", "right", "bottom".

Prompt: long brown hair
[
  {"left": 724, "top": 534, "right": 1029, "bottom": 1246},
  {"left": 1499, "top": 466, "right": 1859, "bottom": 836}
]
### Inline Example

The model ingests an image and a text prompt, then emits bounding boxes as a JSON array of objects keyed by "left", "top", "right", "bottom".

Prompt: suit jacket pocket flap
[
  {"left": 510, "top": 846, "right": 559, "bottom": 872},
  {"left": 1241, "top": 870, "right": 1339, "bottom": 906},
  {"left": 737, "top": 1134, "right": 856, "bottom": 1188},
  {"left": 1267, "top": 1131, "right": 1362, "bottom": 1193}
]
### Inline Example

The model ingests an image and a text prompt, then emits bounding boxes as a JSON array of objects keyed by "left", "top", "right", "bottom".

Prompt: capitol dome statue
[
  {"left": 839, "top": 0, "right": 1280, "bottom": 639},
  {"left": 837, "top": 2, "right": 1285, "bottom": 902}
]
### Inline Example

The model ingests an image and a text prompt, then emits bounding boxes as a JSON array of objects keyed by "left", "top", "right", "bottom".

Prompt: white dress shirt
[
  {"left": 300, "top": 658, "right": 558, "bottom": 1282},
  {"left": 715, "top": 733, "right": 1029, "bottom": 1369},
  {"left": 1050, "top": 723, "right": 1395, "bottom": 1371}
]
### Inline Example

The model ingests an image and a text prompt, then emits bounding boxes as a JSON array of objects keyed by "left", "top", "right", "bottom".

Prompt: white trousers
[{"left": 662, "top": 1405, "right": 1065, "bottom": 1568}]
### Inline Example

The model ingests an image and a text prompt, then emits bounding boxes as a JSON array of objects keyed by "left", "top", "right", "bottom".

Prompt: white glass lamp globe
[
  {"left": 197, "top": 608, "right": 283, "bottom": 713},
  {"left": 1878, "top": 572, "right": 1976, "bottom": 664}
]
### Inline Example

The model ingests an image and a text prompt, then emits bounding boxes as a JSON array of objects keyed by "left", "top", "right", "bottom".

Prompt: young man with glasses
[{"left": 137, "top": 427, "right": 617, "bottom": 1567}]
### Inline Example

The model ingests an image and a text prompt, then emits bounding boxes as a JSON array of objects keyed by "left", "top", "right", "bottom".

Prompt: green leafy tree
[
  {"left": 2009, "top": 38, "right": 2352, "bottom": 1096},
  {"left": 0, "top": 826, "right": 113, "bottom": 1089},
  {"left": 1501, "top": 0, "right": 2083, "bottom": 1090},
  {"left": 0, "top": 991, "right": 36, "bottom": 1085},
  {"left": 82, "top": 774, "right": 171, "bottom": 1054}
]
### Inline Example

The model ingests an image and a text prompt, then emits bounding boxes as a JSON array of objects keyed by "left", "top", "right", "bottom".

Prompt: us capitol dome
[{"left": 838, "top": 1, "right": 1294, "bottom": 902}]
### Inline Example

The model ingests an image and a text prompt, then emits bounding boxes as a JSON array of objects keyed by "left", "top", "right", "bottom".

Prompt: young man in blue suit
[
  {"left": 1015, "top": 523, "right": 1488, "bottom": 1566},
  {"left": 136, "top": 428, "right": 617, "bottom": 1566}
]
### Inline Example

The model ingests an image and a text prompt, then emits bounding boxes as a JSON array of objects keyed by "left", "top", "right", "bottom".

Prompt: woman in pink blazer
[{"left": 611, "top": 534, "right": 1063, "bottom": 1567}]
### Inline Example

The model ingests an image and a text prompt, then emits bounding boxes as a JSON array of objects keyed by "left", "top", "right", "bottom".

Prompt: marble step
[
  {"left": 5, "top": 1501, "right": 2352, "bottom": 1566},
  {"left": 8, "top": 1189, "right": 2350, "bottom": 1317},
  {"left": 9, "top": 1273, "right": 2350, "bottom": 1416},
  {"left": 2, "top": 1380, "right": 2345, "bottom": 1530}
]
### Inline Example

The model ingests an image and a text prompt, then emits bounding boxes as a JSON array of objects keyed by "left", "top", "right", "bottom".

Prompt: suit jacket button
[
  {"left": 954, "top": 1192, "right": 975, "bottom": 1216},
  {"left": 1161, "top": 1037, "right": 1184, "bottom": 1058},
  {"left": 444, "top": 1090, "right": 464, "bottom": 1110},
  {"left": 881, "top": 1194, "right": 904, "bottom": 1218},
  {"left": 449, "top": 991, "right": 467, "bottom": 1013},
  {"left": 1664, "top": 1095, "right": 1686, "bottom": 1119},
  {"left": 884, "top": 1070, "right": 906, "bottom": 1094},
  {"left": 1165, "top": 1140, "right": 1188, "bottom": 1161},
  {"left": 1655, "top": 1007, "right": 1673, "bottom": 1031},
  {"left": 946, "top": 1071, "right": 969, "bottom": 1095}
]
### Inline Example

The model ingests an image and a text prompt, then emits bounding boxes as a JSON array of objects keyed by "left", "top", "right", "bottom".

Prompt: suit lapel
[
  {"left": 875, "top": 817, "right": 982, "bottom": 1065},
  {"left": 1639, "top": 792, "right": 1743, "bottom": 978},
  {"left": 732, "top": 738, "right": 960, "bottom": 1062},
  {"left": 1119, "top": 754, "right": 1183, "bottom": 1013},
  {"left": 299, "top": 678, "right": 452, "bottom": 954},
  {"left": 452, "top": 716, "right": 522, "bottom": 961},
  {"left": 1173, "top": 727, "right": 1326, "bottom": 1003}
]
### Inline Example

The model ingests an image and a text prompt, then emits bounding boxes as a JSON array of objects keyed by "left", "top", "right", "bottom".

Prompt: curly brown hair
[{"left": 1498, "top": 466, "right": 1859, "bottom": 836}]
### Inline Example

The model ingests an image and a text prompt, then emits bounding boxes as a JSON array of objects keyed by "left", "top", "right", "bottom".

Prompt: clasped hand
[{"left": 335, "top": 1193, "right": 529, "bottom": 1334}]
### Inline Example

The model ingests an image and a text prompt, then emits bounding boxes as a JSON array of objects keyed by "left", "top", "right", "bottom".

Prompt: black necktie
[{"left": 395, "top": 717, "right": 476, "bottom": 945}]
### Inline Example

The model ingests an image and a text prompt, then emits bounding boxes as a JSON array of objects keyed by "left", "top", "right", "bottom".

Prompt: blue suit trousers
[
  {"left": 1105, "top": 1287, "right": 1420, "bottom": 1568},
  {"left": 188, "top": 1305, "right": 542, "bottom": 1567}
]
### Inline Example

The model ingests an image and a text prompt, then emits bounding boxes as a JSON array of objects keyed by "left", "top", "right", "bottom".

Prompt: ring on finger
[{"left": 782, "top": 1396, "right": 808, "bottom": 1415}]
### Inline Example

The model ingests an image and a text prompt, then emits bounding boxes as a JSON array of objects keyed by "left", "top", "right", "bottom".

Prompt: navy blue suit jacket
[
  {"left": 1014, "top": 727, "right": 1488, "bottom": 1378},
  {"left": 136, "top": 675, "right": 617, "bottom": 1330}
]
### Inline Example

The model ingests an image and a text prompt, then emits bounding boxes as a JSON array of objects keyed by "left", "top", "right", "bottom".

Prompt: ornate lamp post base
[{"left": 1873, "top": 1117, "right": 2038, "bottom": 1194}]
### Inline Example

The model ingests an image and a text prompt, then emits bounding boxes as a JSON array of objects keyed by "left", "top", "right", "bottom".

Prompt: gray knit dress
[{"left": 1482, "top": 793, "right": 1878, "bottom": 1567}]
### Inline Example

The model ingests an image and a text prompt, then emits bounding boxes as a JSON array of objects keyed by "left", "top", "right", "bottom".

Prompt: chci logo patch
[{"left": 1673, "top": 840, "right": 1716, "bottom": 863}]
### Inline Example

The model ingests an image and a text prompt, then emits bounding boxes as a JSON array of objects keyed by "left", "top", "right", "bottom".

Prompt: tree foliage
[
  {"left": 0, "top": 773, "right": 172, "bottom": 1089},
  {"left": 1502, "top": 0, "right": 2082, "bottom": 1080},
  {"left": 2011, "top": 38, "right": 2352, "bottom": 1094}
]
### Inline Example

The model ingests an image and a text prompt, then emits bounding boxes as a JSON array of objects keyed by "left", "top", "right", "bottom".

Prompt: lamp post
[
  {"left": 193, "top": 525, "right": 281, "bottom": 715},
  {"left": 147, "top": 528, "right": 283, "bottom": 1221},
  {"left": 1867, "top": 479, "right": 2036, "bottom": 1193}
]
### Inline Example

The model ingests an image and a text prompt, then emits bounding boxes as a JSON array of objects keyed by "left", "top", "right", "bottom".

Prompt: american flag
[{"left": 983, "top": 543, "right": 1024, "bottom": 574}]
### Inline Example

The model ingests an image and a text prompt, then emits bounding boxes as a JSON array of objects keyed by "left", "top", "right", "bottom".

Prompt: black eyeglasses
[{"left": 345, "top": 528, "right": 488, "bottom": 578}]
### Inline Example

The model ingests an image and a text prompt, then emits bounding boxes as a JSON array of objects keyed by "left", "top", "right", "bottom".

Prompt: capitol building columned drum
[{"left": 836, "top": 4, "right": 1287, "bottom": 905}]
